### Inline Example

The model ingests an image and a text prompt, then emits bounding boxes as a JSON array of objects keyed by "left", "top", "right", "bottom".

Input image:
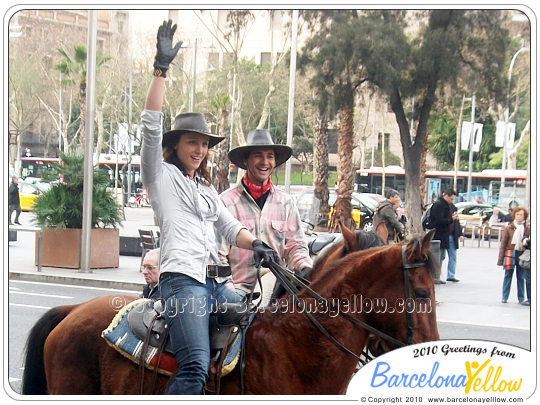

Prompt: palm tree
[
  {"left": 55, "top": 44, "right": 111, "bottom": 151},
  {"left": 209, "top": 94, "right": 231, "bottom": 193},
  {"left": 300, "top": 10, "right": 361, "bottom": 231}
]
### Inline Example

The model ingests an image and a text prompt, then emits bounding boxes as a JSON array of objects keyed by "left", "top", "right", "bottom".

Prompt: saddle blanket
[{"left": 101, "top": 298, "right": 245, "bottom": 377}]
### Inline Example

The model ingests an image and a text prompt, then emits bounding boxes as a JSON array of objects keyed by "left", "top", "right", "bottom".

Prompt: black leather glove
[
  {"left": 252, "top": 239, "right": 280, "bottom": 268},
  {"left": 153, "top": 20, "right": 183, "bottom": 77}
]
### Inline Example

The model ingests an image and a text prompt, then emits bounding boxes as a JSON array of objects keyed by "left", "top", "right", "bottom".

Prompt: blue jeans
[
  {"left": 158, "top": 273, "right": 244, "bottom": 395},
  {"left": 440, "top": 235, "right": 457, "bottom": 279},
  {"left": 502, "top": 264, "right": 526, "bottom": 302},
  {"left": 522, "top": 268, "right": 531, "bottom": 301}
]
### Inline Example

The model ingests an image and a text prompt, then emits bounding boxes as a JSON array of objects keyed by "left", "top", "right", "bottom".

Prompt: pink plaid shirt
[{"left": 218, "top": 182, "right": 312, "bottom": 293}]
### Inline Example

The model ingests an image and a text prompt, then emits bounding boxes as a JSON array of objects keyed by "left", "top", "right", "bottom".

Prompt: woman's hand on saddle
[
  {"left": 153, "top": 19, "right": 183, "bottom": 77},
  {"left": 252, "top": 239, "right": 281, "bottom": 268}
]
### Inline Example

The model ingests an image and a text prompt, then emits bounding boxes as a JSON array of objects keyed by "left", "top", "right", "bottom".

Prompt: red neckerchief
[{"left": 242, "top": 174, "right": 272, "bottom": 200}]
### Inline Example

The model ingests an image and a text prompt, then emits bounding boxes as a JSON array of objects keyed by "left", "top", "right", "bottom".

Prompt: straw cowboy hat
[
  {"left": 162, "top": 112, "right": 224, "bottom": 148},
  {"left": 228, "top": 129, "right": 292, "bottom": 170}
]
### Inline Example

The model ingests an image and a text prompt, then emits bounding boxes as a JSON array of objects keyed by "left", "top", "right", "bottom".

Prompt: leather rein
[{"left": 266, "top": 244, "right": 430, "bottom": 363}]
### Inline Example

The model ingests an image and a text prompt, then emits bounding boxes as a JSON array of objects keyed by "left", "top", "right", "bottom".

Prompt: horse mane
[
  {"left": 307, "top": 230, "right": 384, "bottom": 279},
  {"left": 307, "top": 232, "right": 434, "bottom": 299}
]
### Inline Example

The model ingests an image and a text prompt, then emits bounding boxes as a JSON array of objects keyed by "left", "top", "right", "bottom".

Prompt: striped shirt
[
  {"left": 140, "top": 109, "right": 246, "bottom": 284},
  {"left": 218, "top": 182, "right": 312, "bottom": 293}
]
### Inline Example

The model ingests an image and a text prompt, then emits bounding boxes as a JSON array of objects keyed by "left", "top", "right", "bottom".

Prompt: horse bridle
[
  {"left": 400, "top": 244, "right": 430, "bottom": 345},
  {"left": 265, "top": 244, "right": 430, "bottom": 362}
]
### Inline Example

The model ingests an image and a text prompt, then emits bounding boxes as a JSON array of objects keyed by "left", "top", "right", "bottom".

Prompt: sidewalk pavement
[
  {"left": 7, "top": 207, "right": 531, "bottom": 331},
  {"left": 7, "top": 207, "right": 157, "bottom": 292}
]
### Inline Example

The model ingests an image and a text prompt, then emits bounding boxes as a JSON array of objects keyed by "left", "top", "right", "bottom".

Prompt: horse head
[
  {"left": 362, "top": 229, "right": 439, "bottom": 353},
  {"left": 310, "top": 229, "right": 439, "bottom": 357}
]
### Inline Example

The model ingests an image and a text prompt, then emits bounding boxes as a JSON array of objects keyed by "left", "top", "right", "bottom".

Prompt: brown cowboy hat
[
  {"left": 228, "top": 129, "right": 292, "bottom": 170},
  {"left": 162, "top": 112, "right": 224, "bottom": 149}
]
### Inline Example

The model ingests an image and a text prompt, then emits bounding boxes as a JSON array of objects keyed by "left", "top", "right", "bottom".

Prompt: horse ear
[
  {"left": 421, "top": 229, "right": 436, "bottom": 255},
  {"left": 340, "top": 221, "right": 357, "bottom": 253}
]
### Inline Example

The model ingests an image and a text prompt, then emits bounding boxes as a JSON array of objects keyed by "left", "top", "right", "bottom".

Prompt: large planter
[{"left": 35, "top": 228, "right": 120, "bottom": 269}]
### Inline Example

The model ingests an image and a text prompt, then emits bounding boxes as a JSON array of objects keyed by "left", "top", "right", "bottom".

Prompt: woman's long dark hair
[{"left": 162, "top": 136, "right": 212, "bottom": 186}]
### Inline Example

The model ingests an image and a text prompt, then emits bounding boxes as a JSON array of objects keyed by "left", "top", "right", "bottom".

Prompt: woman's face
[
  {"left": 175, "top": 132, "right": 209, "bottom": 177},
  {"left": 514, "top": 209, "right": 525, "bottom": 222}
]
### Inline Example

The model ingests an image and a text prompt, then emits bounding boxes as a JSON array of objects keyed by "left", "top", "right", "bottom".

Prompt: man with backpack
[{"left": 429, "top": 189, "right": 464, "bottom": 283}]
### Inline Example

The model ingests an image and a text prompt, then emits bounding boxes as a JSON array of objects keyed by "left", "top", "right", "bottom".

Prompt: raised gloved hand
[
  {"left": 252, "top": 239, "right": 280, "bottom": 268},
  {"left": 153, "top": 20, "right": 183, "bottom": 77}
]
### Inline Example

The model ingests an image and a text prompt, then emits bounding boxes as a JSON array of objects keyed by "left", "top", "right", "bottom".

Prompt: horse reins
[{"left": 265, "top": 244, "right": 430, "bottom": 362}]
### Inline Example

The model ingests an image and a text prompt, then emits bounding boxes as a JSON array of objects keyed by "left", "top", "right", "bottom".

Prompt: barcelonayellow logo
[{"left": 347, "top": 340, "right": 533, "bottom": 399}]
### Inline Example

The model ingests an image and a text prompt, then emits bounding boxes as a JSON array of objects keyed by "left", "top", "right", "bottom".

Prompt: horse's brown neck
[{"left": 220, "top": 304, "right": 369, "bottom": 394}]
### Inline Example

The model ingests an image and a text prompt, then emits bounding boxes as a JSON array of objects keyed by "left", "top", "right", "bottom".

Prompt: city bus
[{"left": 355, "top": 166, "right": 527, "bottom": 206}]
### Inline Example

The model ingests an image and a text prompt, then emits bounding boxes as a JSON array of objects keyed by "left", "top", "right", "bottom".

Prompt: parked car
[
  {"left": 329, "top": 190, "right": 377, "bottom": 231},
  {"left": 18, "top": 181, "right": 44, "bottom": 211},
  {"left": 455, "top": 202, "right": 509, "bottom": 238},
  {"left": 292, "top": 187, "right": 375, "bottom": 232}
]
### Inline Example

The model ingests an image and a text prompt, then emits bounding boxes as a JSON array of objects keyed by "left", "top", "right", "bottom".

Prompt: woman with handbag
[{"left": 497, "top": 206, "right": 530, "bottom": 305}]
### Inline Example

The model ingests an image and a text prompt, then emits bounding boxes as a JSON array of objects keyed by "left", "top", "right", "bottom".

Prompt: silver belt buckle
[{"left": 207, "top": 265, "right": 218, "bottom": 278}]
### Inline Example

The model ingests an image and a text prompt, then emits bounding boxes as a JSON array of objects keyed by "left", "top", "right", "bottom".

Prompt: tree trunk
[
  {"left": 391, "top": 84, "right": 436, "bottom": 234},
  {"left": 508, "top": 120, "right": 530, "bottom": 169},
  {"left": 331, "top": 105, "right": 354, "bottom": 232},
  {"left": 78, "top": 81, "right": 86, "bottom": 151},
  {"left": 95, "top": 107, "right": 104, "bottom": 164},
  {"left": 313, "top": 114, "right": 330, "bottom": 227},
  {"left": 214, "top": 107, "right": 231, "bottom": 193}
]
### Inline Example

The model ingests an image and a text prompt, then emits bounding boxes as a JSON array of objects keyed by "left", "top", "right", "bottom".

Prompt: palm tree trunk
[
  {"left": 313, "top": 114, "right": 330, "bottom": 227},
  {"left": 331, "top": 104, "right": 354, "bottom": 231}
]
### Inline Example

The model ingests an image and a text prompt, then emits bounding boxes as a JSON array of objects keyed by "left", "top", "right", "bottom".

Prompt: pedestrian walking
[
  {"left": 9, "top": 176, "right": 22, "bottom": 225},
  {"left": 219, "top": 129, "right": 312, "bottom": 306},
  {"left": 497, "top": 206, "right": 530, "bottom": 305},
  {"left": 430, "top": 189, "right": 464, "bottom": 283},
  {"left": 140, "top": 20, "right": 280, "bottom": 395}
]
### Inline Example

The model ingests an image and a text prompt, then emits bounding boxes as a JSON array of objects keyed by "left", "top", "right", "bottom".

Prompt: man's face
[
  {"left": 388, "top": 194, "right": 401, "bottom": 208},
  {"left": 443, "top": 193, "right": 456, "bottom": 204},
  {"left": 244, "top": 148, "right": 276, "bottom": 185},
  {"left": 142, "top": 255, "right": 159, "bottom": 286}
]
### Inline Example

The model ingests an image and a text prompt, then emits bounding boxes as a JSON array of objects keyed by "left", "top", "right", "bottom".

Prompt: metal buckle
[{"left": 207, "top": 265, "right": 219, "bottom": 278}]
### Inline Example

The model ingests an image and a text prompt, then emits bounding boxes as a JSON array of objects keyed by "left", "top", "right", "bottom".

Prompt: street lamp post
[
  {"left": 284, "top": 10, "right": 299, "bottom": 193},
  {"left": 501, "top": 47, "right": 529, "bottom": 184},
  {"left": 466, "top": 90, "right": 476, "bottom": 202}
]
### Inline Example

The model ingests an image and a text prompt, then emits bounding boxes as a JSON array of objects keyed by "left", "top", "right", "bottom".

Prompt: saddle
[
  {"left": 308, "top": 233, "right": 338, "bottom": 255},
  {"left": 102, "top": 298, "right": 254, "bottom": 394}
]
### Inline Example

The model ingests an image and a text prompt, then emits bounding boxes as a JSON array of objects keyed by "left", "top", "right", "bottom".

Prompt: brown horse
[{"left": 22, "top": 231, "right": 438, "bottom": 395}]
